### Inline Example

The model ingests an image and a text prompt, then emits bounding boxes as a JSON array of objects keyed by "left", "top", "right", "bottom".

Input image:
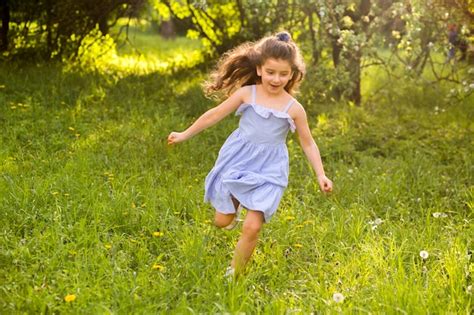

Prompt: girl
[{"left": 167, "top": 31, "right": 333, "bottom": 278}]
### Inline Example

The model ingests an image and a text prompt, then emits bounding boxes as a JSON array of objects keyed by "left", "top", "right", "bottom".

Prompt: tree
[
  {"left": 5, "top": 0, "right": 146, "bottom": 59},
  {"left": 0, "top": 0, "right": 9, "bottom": 52}
]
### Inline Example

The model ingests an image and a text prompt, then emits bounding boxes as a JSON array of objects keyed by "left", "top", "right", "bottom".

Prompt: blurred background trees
[{"left": 0, "top": 0, "right": 472, "bottom": 105}]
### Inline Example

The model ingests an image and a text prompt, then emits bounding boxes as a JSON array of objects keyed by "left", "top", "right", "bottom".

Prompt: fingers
[
  {"left": 322, "top": 181, "right": 333, "bottom": 193},
  {"left": 167, "top": 133, "right": 175, "bottom": 145}
]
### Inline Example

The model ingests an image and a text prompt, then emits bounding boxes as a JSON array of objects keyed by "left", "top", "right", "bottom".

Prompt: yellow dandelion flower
[
  {"left": 68, "top": 127, "right": 75, "bottom": 131},
  {"left": 294, "top": 243, "right": 303, "bottom": 248},
  {"left": 295, "top": 224, "right": 304, "bottom": 229},
  {"left": 152, "top": 231, "right": 164, "bottom": 237},
  {"left": 64, "top": 294, "right": 76, "bottom": 302},
  {"left": 105, "top": 244, "right": 112, "bottom": 250},
  {"left": 285, "top": 216, "right": 295, "bottom": 221},
  {"left": 51, "top": 191, "right": 59, "bottom": 196},
  {"left": 152, "top": 264, "right": 164, "bottom": 271}
]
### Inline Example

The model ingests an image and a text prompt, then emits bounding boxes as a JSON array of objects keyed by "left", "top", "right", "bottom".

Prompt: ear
[{"left": 256, "top": 65, "right": 262, "bottom": 77}]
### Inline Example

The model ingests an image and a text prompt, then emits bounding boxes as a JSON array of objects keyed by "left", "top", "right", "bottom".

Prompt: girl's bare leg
[
  {"left": 214, "top": 195, "right": 241, "bottom": 228},
  {"left": 231, "top": 210, "right": 264, "bottom": 273},
  {"left": 214, "top": 212, "right": 235, "bottom": 227}
]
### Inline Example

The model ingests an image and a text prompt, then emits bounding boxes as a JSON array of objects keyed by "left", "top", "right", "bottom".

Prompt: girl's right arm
[{"left": 167, "top": 86, "right": 249, "bottom": 145}]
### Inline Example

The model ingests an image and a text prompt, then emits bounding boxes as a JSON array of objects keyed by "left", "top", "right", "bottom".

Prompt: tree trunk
[
  {"left": 99, "top": 16, "right": 109, "bottom": 35},
  {"left": 332, "top": 37, "right": 342, "bottom": 67},
  {"left": 308, "top": 10, "right": 319, "bottom": 64},
  {"left": 0, "top": 0, "right": 9, "bottom": 52},
  {"left": 348, "top": 52, "right": 361, "bottom": 106}
]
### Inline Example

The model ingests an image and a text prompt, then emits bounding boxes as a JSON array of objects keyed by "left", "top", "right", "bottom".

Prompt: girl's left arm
[{"left": 292, "top": 103, "right": 333, "bottom": 192}]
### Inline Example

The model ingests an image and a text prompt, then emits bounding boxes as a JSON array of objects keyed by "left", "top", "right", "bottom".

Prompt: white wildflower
[
  {"left": 348, "top": 168, "right": 354, "bottom": 174},
  {"left": 467, "top": 285, "right": 472, "bottom": 294},
  {"left": 469, "top": 83, "right": 474, "bottom": 89},
  {"left": 432, "top": 212, "right": 447, "bottom": 218},
  {"left": 419, "top": 250, "right": 429, "bottom": 260},
  {"left": 374, "top": 218, "right": 383, "bottom": 225},
  {"left": 333, "top": 292, "right": 345, "bottom": 303},
  {"left": 428, "top": 42, "right": 434, "bottom": 48}
]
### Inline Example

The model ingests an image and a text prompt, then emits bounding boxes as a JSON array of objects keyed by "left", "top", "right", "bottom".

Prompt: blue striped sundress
[{"left": 203, "top": 84, "right": 296, "bottom": 222}]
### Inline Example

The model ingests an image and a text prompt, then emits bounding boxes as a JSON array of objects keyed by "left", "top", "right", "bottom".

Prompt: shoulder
[
  {"left": 236, "top": 85, "right": 253, "bottom": 103},
  {"left": 288, "top": 99, "right": 306, "bottom": 121}
]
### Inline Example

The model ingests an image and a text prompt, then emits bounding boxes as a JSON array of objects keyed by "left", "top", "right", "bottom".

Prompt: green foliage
[
  {"left": 5, "top": 0, "right": 145, "bottom": 60},
  {"left": 157, "top": 0, "right": 309, "bottom": 54},
  {"left": 63, "top": 23, "right": 205, "bottom": 77}
]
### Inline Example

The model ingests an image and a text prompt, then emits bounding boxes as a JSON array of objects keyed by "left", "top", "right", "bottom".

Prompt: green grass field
[{"left": 0, "top": 31, "right": 473, "bottom": 313}]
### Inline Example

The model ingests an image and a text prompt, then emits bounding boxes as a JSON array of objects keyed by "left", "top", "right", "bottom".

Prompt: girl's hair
[{"left": 204, "top": 31, "right": 306, "bottom": 97}]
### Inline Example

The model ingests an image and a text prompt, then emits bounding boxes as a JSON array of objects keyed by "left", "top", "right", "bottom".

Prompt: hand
[
  {"left": 318, "top": 175, "right": 333, "bottom": 193},
  {"left": 167, "top": 131, "right": 188, "bottom": 145}
]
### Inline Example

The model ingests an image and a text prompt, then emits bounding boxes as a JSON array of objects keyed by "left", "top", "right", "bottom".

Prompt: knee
[
  {"left": 214, "top": 213, "right": 234, "bottom": 228},
  {"left": 242, "top": 220, "right": 262, "bottom": 238}
]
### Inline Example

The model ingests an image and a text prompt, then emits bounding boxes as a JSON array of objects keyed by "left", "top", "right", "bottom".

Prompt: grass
[{"left": 0, "top": 33, "right": 473, "bottom": 313}]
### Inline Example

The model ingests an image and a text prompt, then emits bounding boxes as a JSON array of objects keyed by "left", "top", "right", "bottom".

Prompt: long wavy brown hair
[{"left": 204, "top": 31, "right": 306, "bottom": 98}]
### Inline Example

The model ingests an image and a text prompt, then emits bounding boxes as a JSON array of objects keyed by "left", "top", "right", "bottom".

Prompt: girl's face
[{"left": 257, "top": 58, "right": 293, "bottom": 94}]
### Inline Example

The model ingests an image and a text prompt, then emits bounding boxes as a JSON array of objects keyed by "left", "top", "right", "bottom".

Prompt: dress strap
[
  {"left": 251, "top": 85, "right": 256, "bottom": 104},
  {"left": 282, "top": 98, "right": 295, "bottom": 113}
]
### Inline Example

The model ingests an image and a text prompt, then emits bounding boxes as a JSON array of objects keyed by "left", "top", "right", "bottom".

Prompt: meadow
[{"left": 0, "top": 29, "right": 472, "bottom": 313}]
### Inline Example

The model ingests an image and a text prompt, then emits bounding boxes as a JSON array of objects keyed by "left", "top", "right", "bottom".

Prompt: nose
[{"left": 272, "top": 75, "right": 282, "bottom": 83}]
